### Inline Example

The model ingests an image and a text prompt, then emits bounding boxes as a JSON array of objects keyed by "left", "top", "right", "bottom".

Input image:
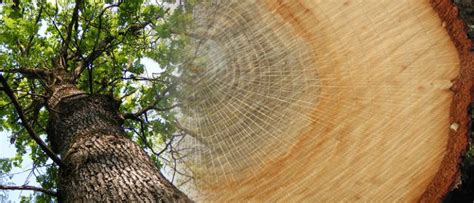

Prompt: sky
[{"left": 0, "top": 131, "right": 37, "bottom": 202}]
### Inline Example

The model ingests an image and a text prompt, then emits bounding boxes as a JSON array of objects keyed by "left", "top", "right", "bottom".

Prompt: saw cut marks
[{"left": 173, "top": 0, "right": 461, "bottom": 202}]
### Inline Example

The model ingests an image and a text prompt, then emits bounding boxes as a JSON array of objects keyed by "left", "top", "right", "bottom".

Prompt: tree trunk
[{"left": 46, "top": 85, "right": 191, "bottom": 202}]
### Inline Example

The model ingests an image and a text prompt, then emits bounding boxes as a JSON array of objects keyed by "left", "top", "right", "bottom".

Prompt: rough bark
[{"left": 46, "top": 85, "right": 191, "bottom": 202}]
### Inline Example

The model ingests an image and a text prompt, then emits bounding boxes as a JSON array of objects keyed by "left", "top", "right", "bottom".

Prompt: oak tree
[{"left": 0, "top": 0, "right": 194, "bottom": 201}]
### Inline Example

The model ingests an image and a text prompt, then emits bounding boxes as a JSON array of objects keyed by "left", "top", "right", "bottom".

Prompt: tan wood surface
[{"left": 175, "top": 0, "right": 468, "bottom": 202}]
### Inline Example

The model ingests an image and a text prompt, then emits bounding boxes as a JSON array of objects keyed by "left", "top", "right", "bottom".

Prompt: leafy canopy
[{"left": 0, "top": 0, "right": 193, "bottom": 201}]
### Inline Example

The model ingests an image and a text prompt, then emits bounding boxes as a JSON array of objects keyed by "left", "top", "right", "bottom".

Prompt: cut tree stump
[{"left": 176, "top": 0, "right": 474, "bottom": 202}]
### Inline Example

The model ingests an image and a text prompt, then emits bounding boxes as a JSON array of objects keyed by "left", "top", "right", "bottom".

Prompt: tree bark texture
[{"left": 46, "top": 85, "right": 191, "bottom": 202}]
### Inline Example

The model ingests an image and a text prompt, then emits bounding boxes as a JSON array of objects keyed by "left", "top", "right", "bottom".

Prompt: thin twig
[
  {"left": 0, "top": 185, "right": 57, "bottom": 197},
  {"left": 0, "top": 164, "right": 52, "bottom": 178},
  {"left": 124, "top": 103, "right": 178, "bottom": 120},
  {"left": 123, "top": 85, "right": 176, "bottom": 120},
  {"left": 157, "top": 137, "right": 175, "bottom": 157},
  {"left": 174, "top": 120, "right": 208, "bottom": 145}
]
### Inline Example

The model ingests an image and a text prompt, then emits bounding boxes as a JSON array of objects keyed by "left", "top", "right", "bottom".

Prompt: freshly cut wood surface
[{"left": 175, "top": 0, "right": 470, "bottom": 202}]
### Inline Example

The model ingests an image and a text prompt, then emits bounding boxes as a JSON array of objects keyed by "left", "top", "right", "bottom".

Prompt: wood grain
[{"left": 178, "top": 0, "right": 470, "bottom": 201}]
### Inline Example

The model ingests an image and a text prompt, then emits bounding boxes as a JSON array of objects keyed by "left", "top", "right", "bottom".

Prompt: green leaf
[
  {"left": 0, "top": 159, "right": 13, "bottom": 174},
  {"left": 3, "top": 17, "right": 16, "bottom": 29}
]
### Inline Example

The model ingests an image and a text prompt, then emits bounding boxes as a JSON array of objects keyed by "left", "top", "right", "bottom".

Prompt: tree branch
[
  {"left": 0, "top": 185, "right": 57, "bottom": 197},
  {"left": 76, "top": 17, "right": 161, "bottom": 79},
  {"left": 123, "top": 85, "right": 177, "bottom": 120},
  {"left": 25, "top": 5, "right": 43, "bottom": 56},
  {"left": 43, "top": 7, "right": 66, "bottom": 47},
  {"left": 0, "top": 75, "right": 65, "bottom": 168},
  {"left": 156, "top": 133, "right": 177, "bottom": 157},
  {"left": 174, "top": 120, "right": 208, "bottom": 145},
  {"left": 61, "top": 0, "right": 82, "bottom": 60},
  {"left": 0, "top": 67, "right": 51, "bottom": 80},
  {"left": 124, "top": 103, "right": 178, "bottom": 120},
  {"left": 132, "top": 118, "right": 181, "bottom": 159},
  {"left": 94, "top": 3, "right": 122, "bottom": 54}
]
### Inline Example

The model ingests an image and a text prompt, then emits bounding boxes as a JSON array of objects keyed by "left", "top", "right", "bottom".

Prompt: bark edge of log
[{"left": 421, "top": 0, "right": 474, "bottom": 201}]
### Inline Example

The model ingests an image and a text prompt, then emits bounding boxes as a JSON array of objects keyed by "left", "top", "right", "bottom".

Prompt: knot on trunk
[{"left": 47, "top": 84, "right": 87, "bottom": 109}]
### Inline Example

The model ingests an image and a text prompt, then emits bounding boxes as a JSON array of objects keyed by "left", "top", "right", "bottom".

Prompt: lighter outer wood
[{"left": 191, "top": 0, "right": 460, "bottom": 202}]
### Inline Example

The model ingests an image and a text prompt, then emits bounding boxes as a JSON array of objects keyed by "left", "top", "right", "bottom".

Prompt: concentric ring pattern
[{"left": 171, "top": 0, "right": 460, "bottom": 202}]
